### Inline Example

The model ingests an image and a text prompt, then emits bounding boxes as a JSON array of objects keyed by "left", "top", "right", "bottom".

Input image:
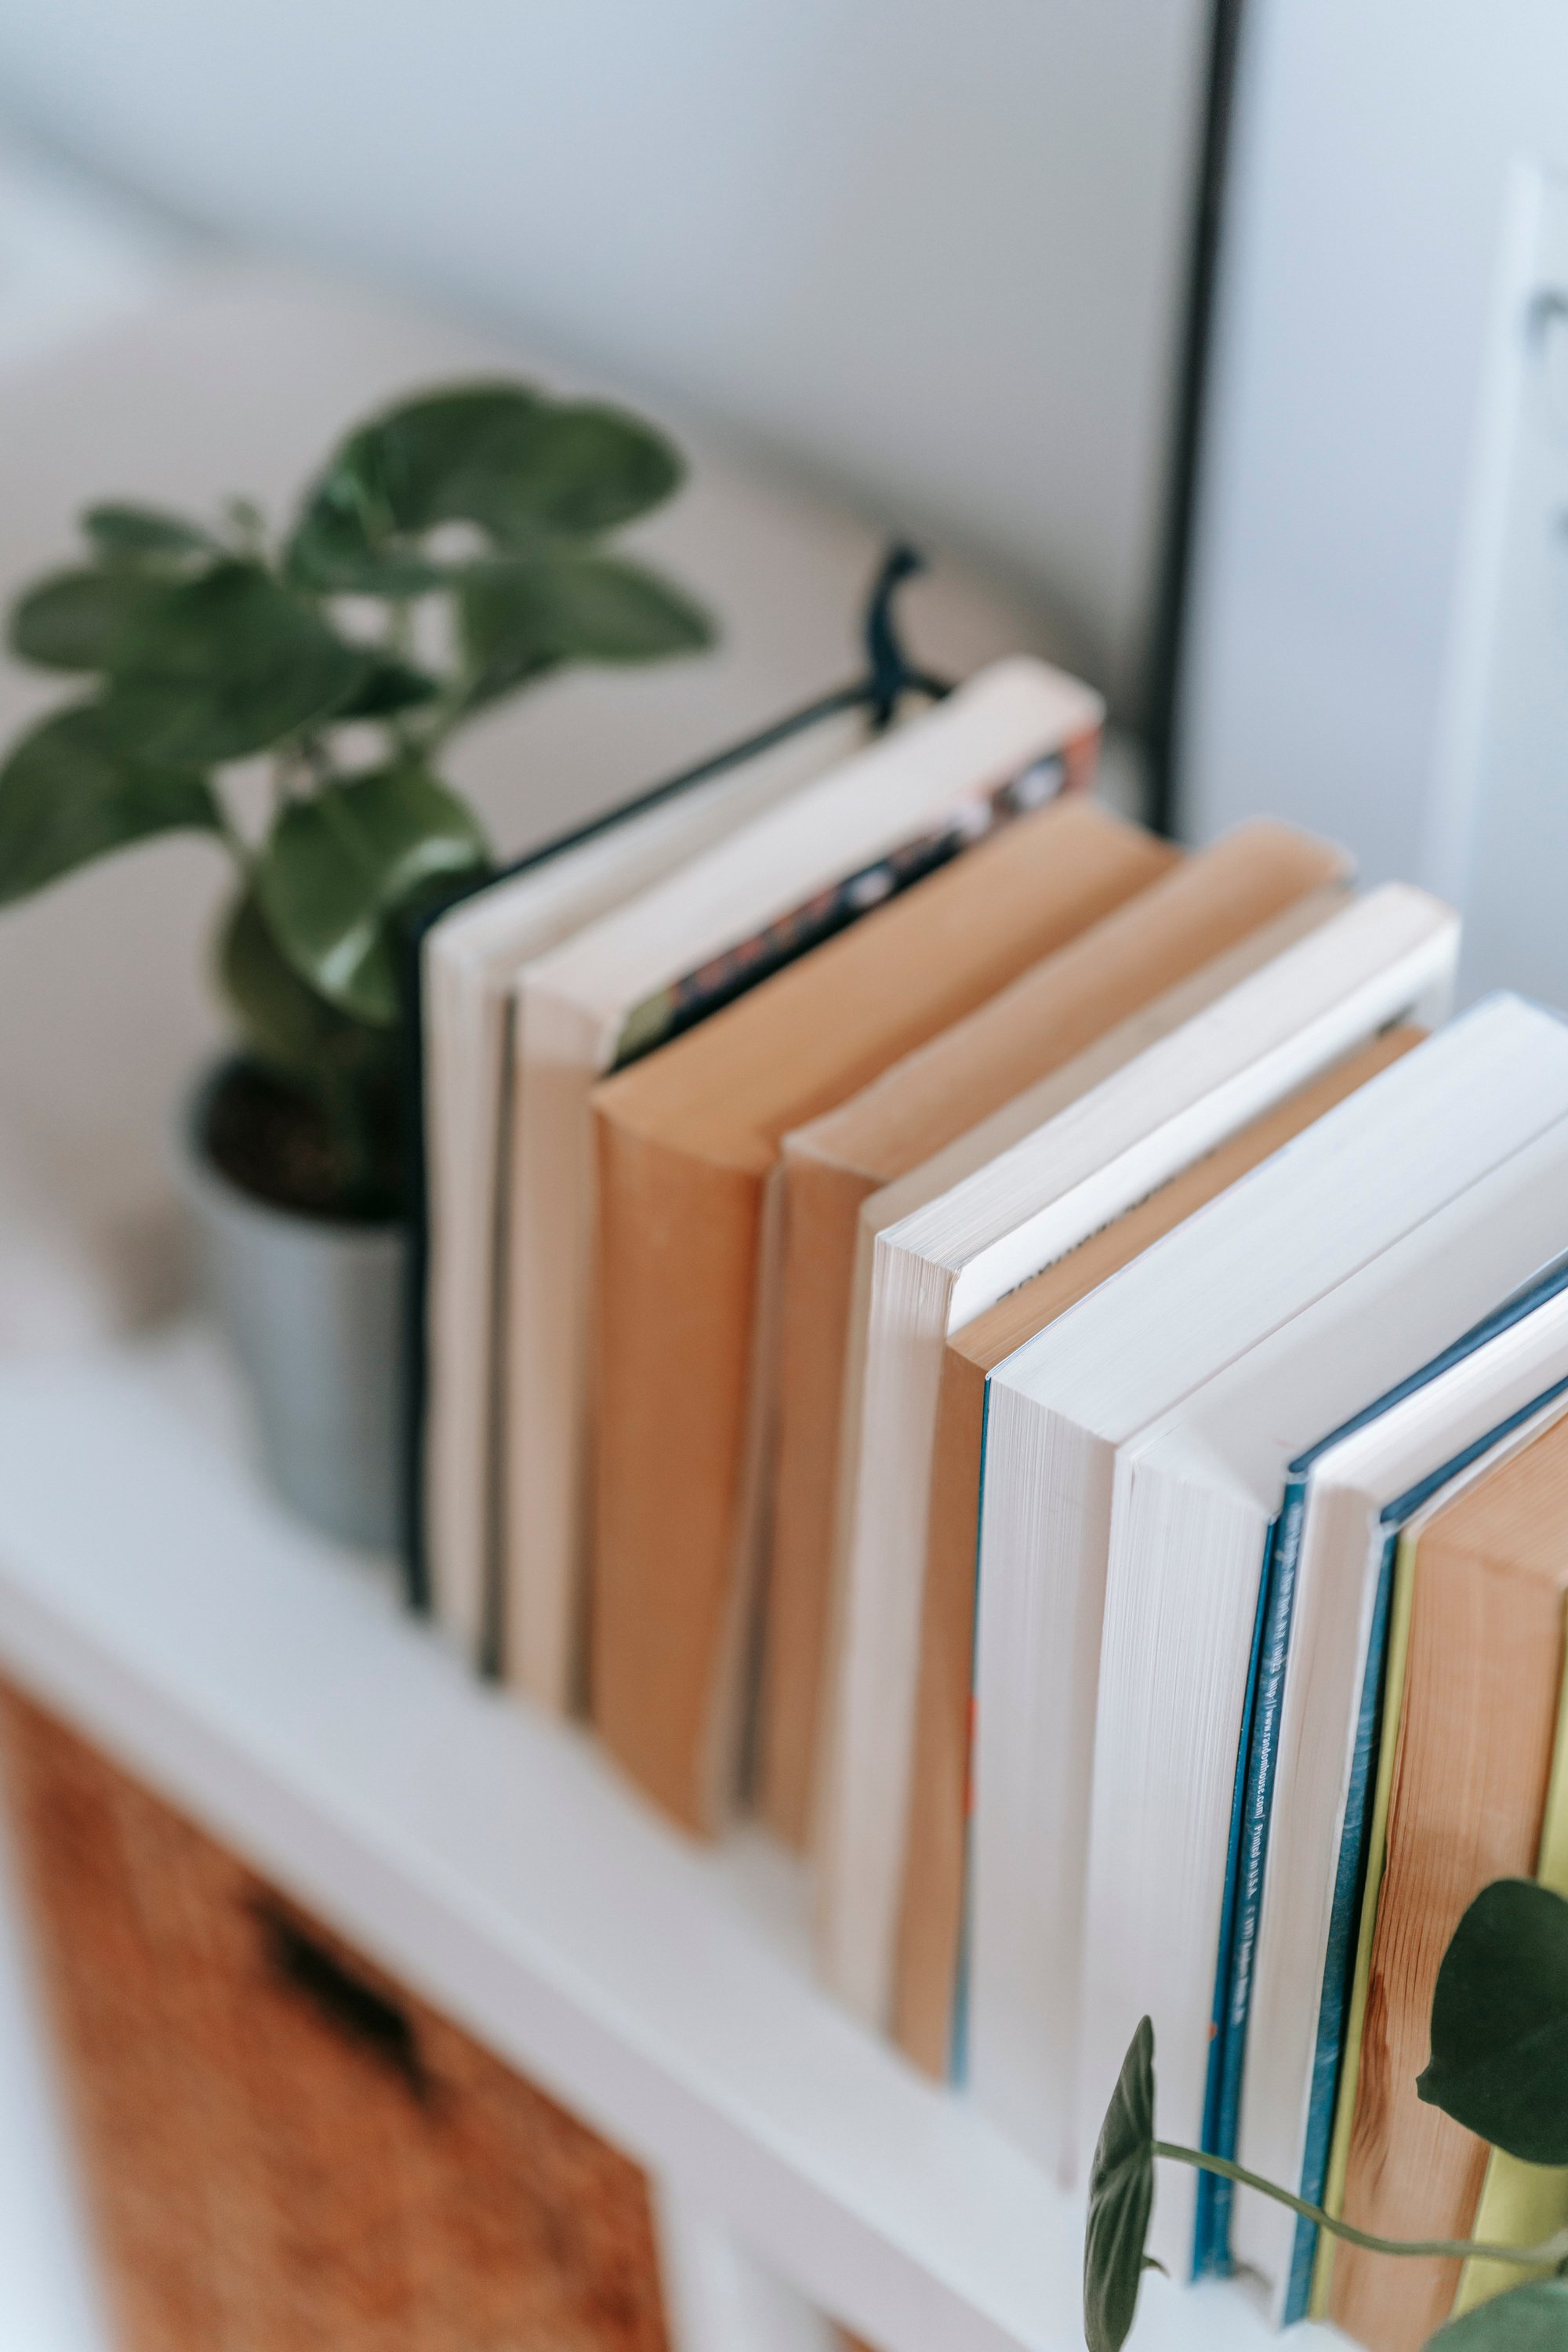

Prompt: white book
[
  {"left": 792, "top": 885, "right": 1342, "bottom": 1964},
  {"left": 814, "top": 883, "right": 1457, "bottom": 2021},
  {"left": 1082, "top": 1100, "right": 1568, "bottom": 2280},
  {"left": 1235, "top": 1279, "right": 1568, "bottom": 2300},
  {"left": 1243, "top": 1388, "right": 1568, "bottom": 2325},
  {"left": 803, "top": 886, "right": 1348, "bottom": 1978},
  {"left": 966, "top": 991, "right": 1568, "bottom": 2188},
  {"left": 421, "top": 706, "right": 869, "bottom": 1658},
  {"left": 502, "top": 658, "right": 1103, "bottom": 1712}
]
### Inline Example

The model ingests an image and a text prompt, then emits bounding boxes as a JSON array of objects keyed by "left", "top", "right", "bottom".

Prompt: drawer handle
[{"left": 256, "top": 1902, "right": 428, "bottom": 2100}]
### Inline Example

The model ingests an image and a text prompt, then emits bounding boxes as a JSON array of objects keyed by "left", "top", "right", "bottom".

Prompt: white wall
[
  {"left": 1180, "top": 0, "right": 1568, "bottom": 896},
  {"left": 0, "top": 0, "right": 1209, "bottom": 716}
]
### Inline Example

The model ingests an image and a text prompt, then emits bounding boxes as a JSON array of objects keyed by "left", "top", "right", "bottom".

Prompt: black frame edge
[{"left": 1142, "top": 0, "right": 1250, "bottom": 840}]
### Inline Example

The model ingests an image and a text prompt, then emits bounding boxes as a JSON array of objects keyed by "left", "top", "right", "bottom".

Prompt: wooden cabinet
[{"left": 0, "top": 1684, "right": 670, "bottom": 2352}]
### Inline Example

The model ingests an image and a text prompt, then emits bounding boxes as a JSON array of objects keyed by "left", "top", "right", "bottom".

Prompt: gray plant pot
[{"left": 178, "top": 1080, "right": 405, "bottom": 1554}]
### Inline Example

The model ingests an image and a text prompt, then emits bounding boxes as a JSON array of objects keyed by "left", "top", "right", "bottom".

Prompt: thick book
[
  {"left": 499, "top": 659, "right": 1103, "bottom": 1715},
  {"left": 890, "top": 1027, "right": 1421, "bottom": 2080},
  {"left": 1224, "top": 1250, "right": 1568, "bottom": 2299},
  {"left": 584, "top": 793, "right": 1162, "bottom": 1833},
  {"left": 757, "top": 821, "right": 1348, "bottom": 1848},
  {"left": 1078, "top": 1101, "right": 1568, "bottom": 2281},
  {"left": 419, "top": 702, "right": 874, "bottom": 1654},
  {"left": 1293, "top": 1390, "right": 1568, "bottom": 2329},
  {"left": 958, "top": 989, "right": 1568, "bottom": 2186},
  {"left": 815, "top": 885, "right": 1457, "bottom": 2029},
  {"left": 1314, "top": 1410, "right": 1568, "bottom": 2352}
]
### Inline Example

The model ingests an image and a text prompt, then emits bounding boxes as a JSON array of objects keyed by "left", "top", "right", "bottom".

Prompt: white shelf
[{"left": 0, "top": 1328, "right": 1343, "bottom": 2352}]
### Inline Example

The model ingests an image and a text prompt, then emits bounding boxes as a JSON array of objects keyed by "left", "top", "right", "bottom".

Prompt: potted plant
[
  {"left": 1085, "top": 1878, "right": 1568, "bottom": 2351},
  {"left": 0, "top": 381, "right": 713, "bottom": 1548}
]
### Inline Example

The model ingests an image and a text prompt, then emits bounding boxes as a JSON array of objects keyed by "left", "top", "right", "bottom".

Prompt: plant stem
[
  {"left": 411, "top": 681, "right": 469, "bottom": 758},
  {"left": 299, "top": 731, "right": 334, "bottom": 786},
  {"left": 272, "top": 747, "right": 307, "bottom": 805},
  {"left": 1153, "top": 2143, "right": 1568, "bottom": 2270},
  {"left": 212, "top": 790, "right": 255, "bottom": 880}
]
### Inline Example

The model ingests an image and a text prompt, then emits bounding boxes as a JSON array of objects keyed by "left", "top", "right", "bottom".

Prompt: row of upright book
[{"left": 414, "top": 652, "right": 1568, "bottom": 2352}]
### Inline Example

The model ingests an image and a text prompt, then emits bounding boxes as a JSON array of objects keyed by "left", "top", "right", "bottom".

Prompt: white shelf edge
[
  {"left": 0, "top": 1788, "right": 111, "bottom": 2350},
  {"left": 655, "top": 2181, "right": 840, "bottom": 2352},
  {"left": 0, "top": 1332, "right": 1341, "bottom": 2352}
]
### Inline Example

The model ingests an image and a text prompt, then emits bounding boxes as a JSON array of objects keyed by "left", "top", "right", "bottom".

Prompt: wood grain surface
[{"left": 0, "top": 1680, "right": 670, "bottom": 2352}]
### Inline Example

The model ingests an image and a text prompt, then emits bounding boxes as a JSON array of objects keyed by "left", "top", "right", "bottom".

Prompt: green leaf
[
  {"left": 9, "top": 567, "right": 170, "bottom": 671},
  {"left": 458, "top": 552, "right": 713, "bottom": 707},
  {"left": 0, "top": 703, "right": 221, "bottom": 905},
  {"left": 1419, "top": 1881, "right": 1568, "bottom": 2164},
  {"left": 82, "top": 503, "right": 216, "bottom": 560},
  {"left": 452, "top": 571, "right": 564, "bottom": 708},
  {"left": 1424, "top": 2279, "right": 1568, "bottom": 2348},
  {"left": 282, "top": 496, "right": 448, "bottom": 598},
  {"left": 254, "top": 763, "right": 488, "bottom": 1025},
  {"left": 217, "top": 887, "right": 398, "bottom": 1084},
  {"left": 92, "top": 562, "right": 372, "bottom": 762},
  {"left": 1084, "top": 2019, "right": 1157, "bottom": 2352},
  {"left": 285, "top": 381, "right": 685, "bottom": 590},
  {"left": 332, "top": 656, "right": 442, "bottom": 719},
  {"left": 473, "top": 399, "right": 685, "bottom": 539}
]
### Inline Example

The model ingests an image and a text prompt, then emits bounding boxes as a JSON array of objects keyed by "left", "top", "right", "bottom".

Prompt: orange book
[
  {"left": 588, "top": 796, "right": 1173, "bottom": 1832},
  {"left": 1327, "top": 1417, "right": 1568, "bottom": 2352},
  {"left": 891, "top": 1027, "right": 1421, "bottom": 2076},
  {"left": 759, "top": 821, "right": 1352, "bottom": 1846}
]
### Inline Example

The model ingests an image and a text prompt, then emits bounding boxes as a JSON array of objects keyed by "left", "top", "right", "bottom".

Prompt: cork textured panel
[{"left": 0, "top": 1681, "right": 670, "bottom": 2352}]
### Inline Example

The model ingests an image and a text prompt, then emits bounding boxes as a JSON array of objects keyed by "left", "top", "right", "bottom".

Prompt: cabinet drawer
[{"left": 0, "top": 1681, "right": 671, "bottom": 2352}]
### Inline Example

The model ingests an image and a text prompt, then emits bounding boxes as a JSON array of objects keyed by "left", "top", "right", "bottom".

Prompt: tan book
[
  {"left": 891, "top": 1026, "right": 1422, "bottom": 2078},
  {"left": 587, "top": 796, "right": 1174, "bottom": 1832},
  {"left": 758, "top": 821, "right": 1352, "bottom": 1846},
  {"left": 506, "top": 658, "right": 1103, "bottom": 1719},
  {"left": 1327, "top": 1415, "right": 1568, "bottom": 2352}
]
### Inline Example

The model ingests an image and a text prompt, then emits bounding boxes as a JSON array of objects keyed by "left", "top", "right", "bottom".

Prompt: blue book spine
[
  {"left": 1284, "top": 1530, "right": 1399, "bottom": 2321},
  {"left": 1196, "top": 1490, "right": 1303, "bottom": 2277},
  {"left": 1283, "top": 1377, "right": 1568, "bottom": 2318},
  {"left": 949, "top": 1372, "right": 999, "bottom": 2087}
]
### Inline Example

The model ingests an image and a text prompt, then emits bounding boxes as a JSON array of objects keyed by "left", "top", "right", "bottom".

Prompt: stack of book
[{"left": 417, "top": 652, "right": 1568, "bottom": 2352}]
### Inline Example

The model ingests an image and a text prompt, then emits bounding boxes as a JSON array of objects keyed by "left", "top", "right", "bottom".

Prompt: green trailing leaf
[
  {"left": 90, "top": 561, "right": 372, "bottom": 762},
  {"left": 82, "top": 503, "right": 216, "bottom": 560},
  {"left": 217, "top": 887, "right": 397, "bottom": 1083},
  {"left": 458, "top": 551, "right": 713, "bottom": 708},
  {"left": 0, "top": 703, "right": 221, "bottom": 905},
  {"left": 285, "top": 380, "right": 685, "bottom": 590},
  {"left": 1419, "top": 1880, "right": 1568, "bottom": 2165},
  {"left": 8, "top": 566, "right": 171, "bottom": 671},
  {"left": 1423, "top": 2278, "right": 1568, "bottom": 2347},
  {"left": 254, "top": 762, "right": 488, "bottom": 1025},
  {"left": 1084, "top": 2018, "right": 1157, "bottom": 2352}
]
